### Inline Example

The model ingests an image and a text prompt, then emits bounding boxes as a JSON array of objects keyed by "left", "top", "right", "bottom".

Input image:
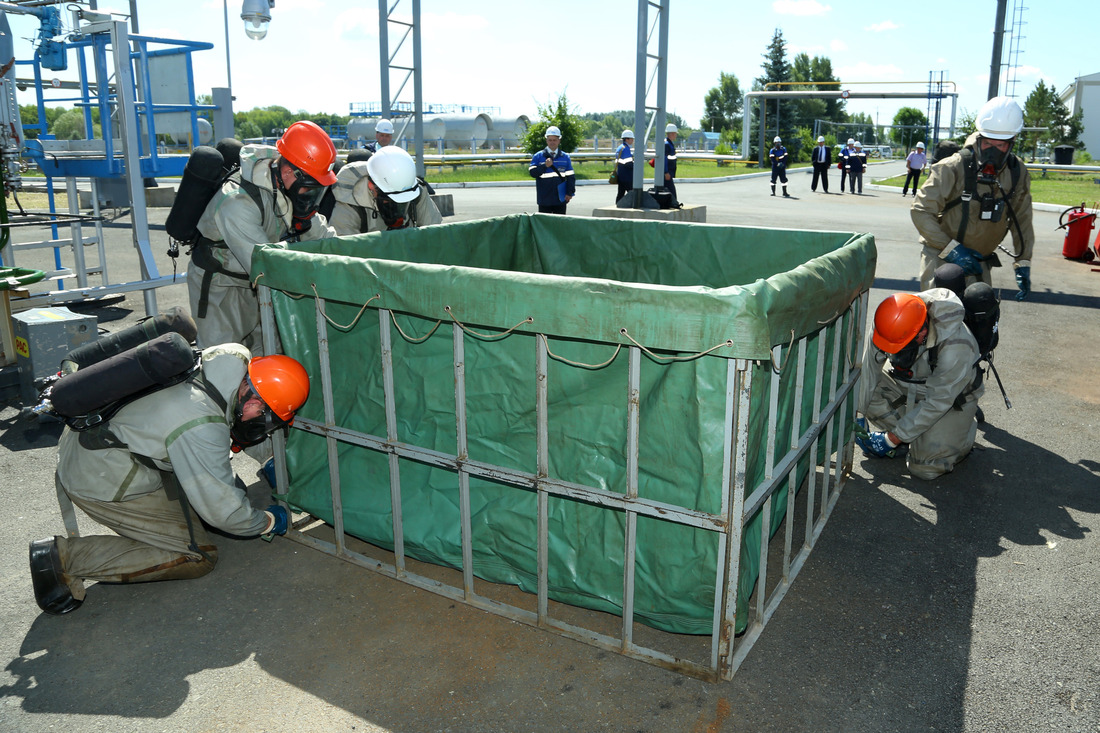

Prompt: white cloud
[
  {"left": 773, "top": 0, "right": 832, "bottom": 16},
  {"left": 865, "top": 20, "right": 899, "bottom": 32},
  {"left": 831, "top": 39, "right": 848, "bottom": 52},
  {"left": 836, "top": 61, "right": 905, "bottom": 82}
]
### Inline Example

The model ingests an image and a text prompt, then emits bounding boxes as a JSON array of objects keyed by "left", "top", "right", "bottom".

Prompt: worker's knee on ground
[
  {"left": 172, "top": 547, "right": 219, "bottom": 581},
  {"left": 906, "top": 455, "right": 955, "bottom": 481}
]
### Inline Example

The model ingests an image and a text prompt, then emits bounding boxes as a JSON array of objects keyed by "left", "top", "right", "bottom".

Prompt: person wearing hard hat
[
  {"left": 29, "top": 348, "right": 311, "bottom": 615},
  {"left": 769, "top": 135, "right": 789, "bottom": 197},
  {"left": 329, "top": 146, "right": 442, "bottom": 234},
  {"left": 838, "top": 138, "right": 856, "bottom": 192},
  {"left": 856, "top": 289, "right": 983, "bottom": 480},
  {"left": 366, "top": 118, "right": 395, "bottom": 152},
  {"left": 911, "top": 96, "right": 1035, "bottom": 301},
  {"left": 614, "top": 129, "right": 635, "bottom": 203},
  {"left": 528, "top": 125, "right": 575, "bottom": 214},
  {"left": 810, "top": 135, "right": 831, "bottom": 193},
  {"left": 846, "top": 141, "right": 866, "bottom": 194},
  {"left": 188, "top": 120, "right": 338, "bottom": 357},
  {"left": 660, "top": 123, "right": 679, "bottom": 201},
  {"left": 902, "top": 141, "right": 928, "bottom": 196}
]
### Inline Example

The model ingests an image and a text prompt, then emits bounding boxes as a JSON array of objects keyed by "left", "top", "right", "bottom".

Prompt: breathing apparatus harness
[{"left": 941, "top": 143, "right": 1026, "bottom": 262}]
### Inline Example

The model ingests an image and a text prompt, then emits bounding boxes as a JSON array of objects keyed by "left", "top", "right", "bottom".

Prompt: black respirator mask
[
  {"left": 230, "top": 377, "right": 292, "bottom": 450},
  {"left": 977, "top": 137, "right": 1012, "bottom": 182},
  {"left": 276, "top": 162, "right": 328, "bottom": 222},
  {"left": 376, "top": 193, "right": 409, "bottom": 229},
  {"left": 887, "top": 335, "right": 924, "bottom": 380}
]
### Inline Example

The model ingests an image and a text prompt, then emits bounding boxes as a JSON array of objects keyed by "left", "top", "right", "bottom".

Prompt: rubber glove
[
  {"left": 264, "top": 505, "right": 288, "bottom": 537},
  {"left": 943, "top": 244, "right": 983, "bottom": 277},
  {"left": 1014, "top": 266, "right": 1031, "bottom": 301},
  {"left": 855, "top": 430, "right": 898, "bottom": 459},
  {"left": 260, "top": 457, "right": 276, "bottom": 489}
]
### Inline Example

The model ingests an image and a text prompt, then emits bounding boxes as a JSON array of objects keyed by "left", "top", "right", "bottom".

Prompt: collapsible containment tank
[{"left": 252, "top": 214, "right": 875, "bottom": 680}]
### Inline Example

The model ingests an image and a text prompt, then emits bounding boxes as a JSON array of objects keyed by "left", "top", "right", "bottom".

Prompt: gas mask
[
  {"left": 374, "top": 189, "right": 412, "bottom": 230},
  {"left": 231, "top": 377, "right": 291, "bottom": 450},
  {"left": 976, "top": 137, "right": 1012, "bottom": 182},
  {"left": 275, "top": 162, "right": 328, "bottom": 220},
  {"left": 886, "top": 330, "right": 926, "bottom": 381}
]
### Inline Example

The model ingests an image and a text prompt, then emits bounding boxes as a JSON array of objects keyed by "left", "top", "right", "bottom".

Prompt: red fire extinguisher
[{"left": 1059, "top": 204, "right": 1097, "bottom": 260}]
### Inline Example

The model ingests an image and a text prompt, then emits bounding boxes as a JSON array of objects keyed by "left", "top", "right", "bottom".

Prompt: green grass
[
  {"left": 423, "top": 158, "right": 801, "bottom": 183},
  {"left": 874, "top": 171, "right": 1100, "bottom": 208}
]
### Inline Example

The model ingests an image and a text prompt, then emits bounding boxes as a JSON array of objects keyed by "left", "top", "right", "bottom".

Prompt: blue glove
[
  {"left": 943, "top": 244, "right": 983, "bottom": 277},
  {"left": 855, "top": 430, "right": 898, "bottom": 459},
  {"left": 1014, "top": 266, "right": 1031, "bottom": 301},
  {"left": 265, "top": 505, "right": 288, "bottom": 536},
  {"left": 260, "top": 457, "right": 276, "bottom": 489}
]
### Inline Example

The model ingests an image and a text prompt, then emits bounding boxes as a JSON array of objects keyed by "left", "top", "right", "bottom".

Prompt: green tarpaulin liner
[{"left": 253, "top": 213, "right": 874, "bottom": 635}]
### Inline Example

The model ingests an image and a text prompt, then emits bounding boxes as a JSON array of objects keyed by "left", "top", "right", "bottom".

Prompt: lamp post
[{"left": 240, "top": 0, "right": 274, "bottom": 41}]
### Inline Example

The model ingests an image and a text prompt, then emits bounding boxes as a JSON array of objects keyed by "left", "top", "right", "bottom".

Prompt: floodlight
[{"left": 241, "top": 0, "right": 273, "bottom": 41}]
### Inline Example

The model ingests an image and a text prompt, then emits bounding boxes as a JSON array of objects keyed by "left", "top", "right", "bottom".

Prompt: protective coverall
[
  {"left": 188, "top": 145, "right": 336, "bottom": 355},
  {"left": 911, "top": 132, "right": 1034, "bottom": 289},
  {"left": 328, "top": 161, "right": 442, "bottom": 236},
  {"left": 859, "top": 289, "right": 985, "bottom": 480},
  {"left": 52, "top": 344, "right": 279, "bottom": 599}
]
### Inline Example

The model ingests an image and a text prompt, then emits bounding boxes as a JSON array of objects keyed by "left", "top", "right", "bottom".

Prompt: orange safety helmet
[
  {"left": 248, "top": 355, "right": 310, "bottom": 422},
  {"left": 276, "top": 121, "right": 338, "bottom": 186},
  {"left": 872, "top": 294, "right": 928, "bottom": 354}
]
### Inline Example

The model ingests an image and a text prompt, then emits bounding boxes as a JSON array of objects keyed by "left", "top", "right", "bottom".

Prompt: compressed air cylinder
[
  {"left": 60, "top": 307, "right": 197, "bottom": 374},
  {"left": 165, "top": 145, "right": 226, "bottom": 245},
  {"left": 50, "top": 332, "right": 197, "bottom": 418}
]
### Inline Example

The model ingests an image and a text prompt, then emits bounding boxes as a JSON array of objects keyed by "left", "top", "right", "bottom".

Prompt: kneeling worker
[
  {"left": 329, "top": 146, "right": 441, "bottom": 235},
  {"left": 857, "top": 289, "right": 984, "bottom": 480},
  {"left": 29, "top": 346, "right": 310, "bottom": 615}
]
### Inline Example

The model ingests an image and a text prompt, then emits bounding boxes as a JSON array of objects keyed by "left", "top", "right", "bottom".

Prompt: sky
[{"left": 4, "top": 0, "right": 1099, "bottom": 136}]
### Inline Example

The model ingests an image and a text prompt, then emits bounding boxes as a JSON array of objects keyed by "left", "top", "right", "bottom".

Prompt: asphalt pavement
[{"left": 1, "top": 160, "right": 1098, "bottom": 732}]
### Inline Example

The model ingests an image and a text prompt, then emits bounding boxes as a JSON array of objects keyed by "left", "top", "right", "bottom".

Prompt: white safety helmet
[
  {"left": 817, "top": 136, "right": 825, "bottom": 143},
  {"left": 621, "top": 129, "right": 634, "bottom": 139},
  {"left": 847, "top": 138, "right": 855, "bottom": 145},
  {"left": 665, "top": 123, "right": 678, "bottom": 134},
  {"left": 975, "top": 96, "right": 1024, "bottom": 140},
  {"left": 365, "top": 145, "right": 419, "bottom": 203},
  {"left": 545, "top": 125, "right": 562, "bottom": 138},
  {"left": 375, "top": 119, "right": 395, "bottom": 135},
  {"left": 855, "top": 141, "right": 862, "bottom": 148},
  {"left": 916, "top": 141, "right": 926, "bottom": 149},
  {"left": 773, "top": 136, "right": 782, "bottom": 143}
]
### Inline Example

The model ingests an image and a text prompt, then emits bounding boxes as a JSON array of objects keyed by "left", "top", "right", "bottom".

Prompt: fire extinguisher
[{"left": 1058, "top": 203, "right": 1097, "bottom": 261}]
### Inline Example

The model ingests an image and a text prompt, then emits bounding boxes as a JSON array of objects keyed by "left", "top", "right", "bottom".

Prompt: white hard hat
[
  {"left": 365, "top": 146, "right": 419, "bottom": 203},
  {"left": 375, "top": 119, "right": 395, "bottom": 135},
  {"left": 773, "top": 136, "right": 782, "bottom": 143},
  {"left": 665, "top": 123, "right": 678, "bottom": 134},
  {"left": 854, "top": 141, "right": 862, "bottom": 148},
  {"left": 847, "top": 138, "right": 855, "bottom": 145},
  {"left": 545, "top": 125, "right": 561, "bottom": 138},
  {"left": 621, "top": 129, "right": 634, "bottom": 139},
  {"left": 817, "top": 136, "right": 825, "bottom": 143},
  {"left": 916, "top": 141, "right": 926, "bottom": 149},
  {"left": 975, "top": 96, "right": 1024, "bottom": 140}
]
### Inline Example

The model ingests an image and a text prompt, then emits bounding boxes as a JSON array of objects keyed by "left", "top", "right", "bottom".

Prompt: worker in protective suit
[
  {"left": 188, "top": 120, "right": 338, "bottom": 356},
  {"left": 329, "top": 145, "right": 442, "bottom": 235},
  {"left": 857, "top": 289, "right": 984, "bottom": 480},
  {"left": 911, "top": 96, "right": 1035, "bottom": 301},
  {"left": 28, "top": 346, "right": 309, "bottom": 616}
]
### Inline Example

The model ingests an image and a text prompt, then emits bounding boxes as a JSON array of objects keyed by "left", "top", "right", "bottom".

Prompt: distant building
[
  {"left": 686, "top": 131, "right": 721, "bottom": 151},
  {"left": 1059, "top": 71, "right": 1100, "bottom": 157}
]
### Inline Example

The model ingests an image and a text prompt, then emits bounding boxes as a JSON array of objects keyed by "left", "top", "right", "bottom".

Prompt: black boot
[
  {"left": 29, "top": 537, "right": 82, "bottom": 615},
  {"left": 782, "top": 186, "right": 790, "bottom": 198},
  {"left": 770, "top": 184, "right": 776, "bottom": 196}
]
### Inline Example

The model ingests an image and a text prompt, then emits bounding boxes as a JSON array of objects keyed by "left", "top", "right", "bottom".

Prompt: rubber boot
[
  {"left": 782, "top": 186, "right": 790, "bottom": 198},
  {"left": 29, "top": 537, "right": 83, "bottom": 615},
  {"left": 770, "top": 184, "right": 776, "bottom": 196},
  {"left": 260, "top": 457, "right": 277, "bottom": 489}
]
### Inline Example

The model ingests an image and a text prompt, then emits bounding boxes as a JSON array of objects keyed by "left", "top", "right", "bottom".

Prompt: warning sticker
[{"left": 15, "top": 336, "right": 29, "bottom": 358}]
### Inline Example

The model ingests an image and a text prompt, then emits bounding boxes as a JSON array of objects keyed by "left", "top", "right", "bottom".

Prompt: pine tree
[{"left": 754, "top": 29, "right": 792, "bottom": 140}]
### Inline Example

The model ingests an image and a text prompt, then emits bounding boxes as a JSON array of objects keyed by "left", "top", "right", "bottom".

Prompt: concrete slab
[{"left": 591, "top": 203, "right": 706, "bottom": 222}]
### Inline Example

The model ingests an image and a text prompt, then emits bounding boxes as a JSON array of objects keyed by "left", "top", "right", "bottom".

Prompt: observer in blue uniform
[
  {"left": 661, "top": 123, "right": 679, "bottom": 201},
  {"left": 528, "top": 126, "right": 575, "bottom": 214},
  {"left": 769, "top": 135, "right": 789, "bottom": 197},
  {"left": 614, "top": 129, "right": 634, "bottom": 203}
]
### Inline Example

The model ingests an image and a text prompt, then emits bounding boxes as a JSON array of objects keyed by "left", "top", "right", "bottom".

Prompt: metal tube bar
[
  {"left": 717, "top": 359, "right": 752, "bottom": 677},
  {"left": 453, "top": 324, "right": 474, "bottom": 599},
  {"left": 784, "top": 337, "right": 808, "bottom": 578},
  {"left": 536, "top": 333, "right": 549, "bottom": 624},
  {"left": 317, "top": 296, "right": 347, "bottom": 553},
  {"left": 622, "top": 345, "right": 641, "bottom": 649},
  {"left": 379, "top": 308, "right": 406, "bottom": 574},
  {"left": 65, "top": 177, "right": 87, "bottom": 288}
]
